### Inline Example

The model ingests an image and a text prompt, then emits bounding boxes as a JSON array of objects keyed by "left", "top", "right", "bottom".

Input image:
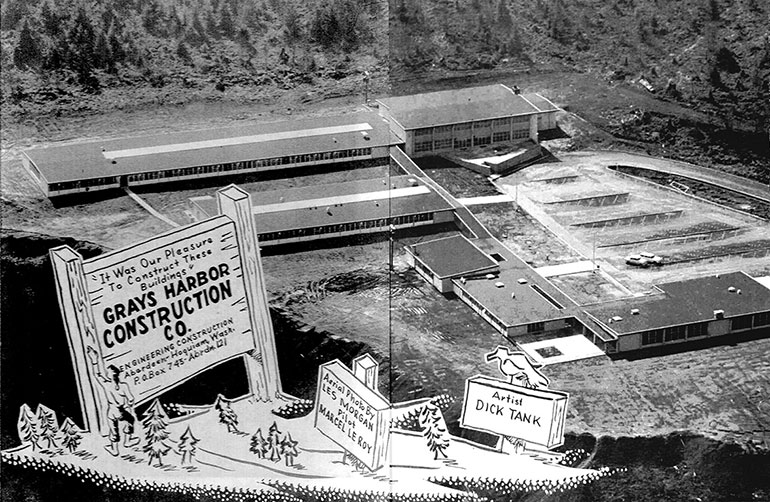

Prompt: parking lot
[{"left": 496, "top": 159, "right": 770, "bottom": 294}]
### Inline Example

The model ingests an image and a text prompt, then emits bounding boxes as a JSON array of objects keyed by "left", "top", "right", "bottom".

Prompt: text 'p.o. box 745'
[
  {"left": 314, "top": 360, "right": 390, "bottom": 471},
  {"left": 461, "top": 375, "right": 568, "bottom": 449}
]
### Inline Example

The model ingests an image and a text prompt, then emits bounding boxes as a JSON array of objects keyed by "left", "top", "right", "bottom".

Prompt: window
[
  {"left": 455, "top": 122, "right": 471, "bottom": 131},
  {"left": 687, "top": 322, "right": 708, "bottom": 338},
  {"left": 434, "top": 125, "right": 452, "bottom": 134},
  {"left": 433, "top": 138, "right": 453, "bottom": 150},
  {"left": 492, "top": 118, "right": 510, "bottom": 127},
  {"left": 473, "top": 135, "right": 491, "bottom": 146},
  {"left": 414, "top": 141, "right": 433, "bottom": 153},
  {"left": 493, "top": 131, "right": 511, "bottom": 143},
  {"left": 754, "top": 312, "right": 770, "bottom": 327},
  {"left": 527, "top": 322, "right": 544, "bottom": 334},
  {"left": 641, "top": 329, "right": 664, "bottom": 345},
  {"left": 731, "top": 315, "right": 753, "bottom": 331},
  {"left": 664, "top": 325, "right": 686, "bottom": 342},
  {"left": 454, "top": 138, "right": 471, "bottom": 149}
]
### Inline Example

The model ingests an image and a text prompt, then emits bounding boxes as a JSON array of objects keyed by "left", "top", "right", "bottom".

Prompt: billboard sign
[
  {"left": 81, "top": 216, "right": 256, "bottom": 403},
  {"left": 460, "top": 375, "right": 568, "bottom": 449},
  {"left": 314, "top": 360, "right": 390, "bottom": 471}
]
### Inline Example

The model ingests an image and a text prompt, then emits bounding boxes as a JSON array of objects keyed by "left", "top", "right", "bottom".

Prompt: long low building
[
  {"left": 406, "top": 234, "right": 578, "bottom": 339},
  {"left": 376, "top": 84, "right": 559, "bottom": 157},
  {"left": 22, "top": 112, "right": 393, "bottom": 197},
  {"left": 584, "top": 271, "right": 770, "bottom": 353},
  {"left": 188, "top": 175, "right": 455, "bottom": 246}
]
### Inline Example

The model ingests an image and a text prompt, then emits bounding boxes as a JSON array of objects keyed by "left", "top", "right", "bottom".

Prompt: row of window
[
  {"left": 49, "top": 148, "right": 374, "bottom": 192},
  {"left": 259, "top": 212, "right": 435, "bottom": 241},
  {"left": 641, "top": 322, "right": 708, "bottom": 345},
  {"left": 413, "top": 130, "right": 530, "bottom": 153},
  {"left": 414, "top": 117, "right": 532, "bottom": 138}
]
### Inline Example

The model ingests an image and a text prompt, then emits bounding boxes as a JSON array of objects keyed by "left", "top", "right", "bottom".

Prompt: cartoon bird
[{"left": 485, "top": 346, "right": 550, "bottom": 389}]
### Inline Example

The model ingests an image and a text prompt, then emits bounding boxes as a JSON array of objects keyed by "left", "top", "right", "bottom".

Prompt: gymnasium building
[{"left": 376, "top": 84, "right": 559, "bottom": 158}]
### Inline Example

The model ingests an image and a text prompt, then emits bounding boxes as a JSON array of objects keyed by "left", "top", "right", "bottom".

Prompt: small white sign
[{"left": 314, "top": 360, "right": 390, "bottom": 471}]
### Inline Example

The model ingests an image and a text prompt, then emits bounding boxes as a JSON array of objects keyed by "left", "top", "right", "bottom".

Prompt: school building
[
  {"left": 376, "top": 84, "right": 559, "bottom": 158},
  {"left": 21, "top": 112, "right": 392, "bottom": 197},
  {"left": 583, "top": 271, "right": 770, "bottom": 353},
  {"left": 188, "top": 175, "right": 455, "bottom": 247}
]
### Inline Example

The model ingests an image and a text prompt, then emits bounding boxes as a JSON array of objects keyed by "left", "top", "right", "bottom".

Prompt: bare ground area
[{"left": 471, "top": 202, "right": 583, "bottom": 267}]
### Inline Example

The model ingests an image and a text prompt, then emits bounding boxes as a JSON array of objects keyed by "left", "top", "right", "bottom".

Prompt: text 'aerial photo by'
[{"left": 1, "top": 0, "right": 769, "bottom": 500}]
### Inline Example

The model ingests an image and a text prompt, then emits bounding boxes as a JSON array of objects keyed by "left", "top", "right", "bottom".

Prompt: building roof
[
  {"left": 190, "top": 175, "right": 454, "bottom": 234},
  {"left": 456, "top": 238, "right": 575, "bottom": 326},
  {"left": 24, "top": 112, "right": 392, "bottom": 184},
  {"left": 521, "top": 93, "right": 559, "bottom": 113},
  {"left": 585, "top": 271, "right": 770, "bottom": 335},
  {"left": 376, "top": 84, "right": 541, "bottom": 130},
  {"left": 409, "top": 235, "right": 499, "bottom": 279}
]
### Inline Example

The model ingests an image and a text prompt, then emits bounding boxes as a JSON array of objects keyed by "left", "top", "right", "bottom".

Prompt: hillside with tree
[{"left": 0, "top": 0, "right": 386, "bottom": 118}]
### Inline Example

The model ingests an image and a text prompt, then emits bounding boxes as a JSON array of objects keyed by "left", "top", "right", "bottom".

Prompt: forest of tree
[{"left": 0, "top": 0, "right": 386, "bottom": 110}]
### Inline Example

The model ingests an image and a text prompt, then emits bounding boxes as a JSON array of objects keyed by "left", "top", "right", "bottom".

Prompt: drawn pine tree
[
  {"left": 418, "top": 403, "right": 450, "bottom": 460},
  {"left": 141, "top": 399, "right": 172, "bottom": 466},
  {"left": 266, "top": 421, "right": 282, "bottom": 462},
  {"left": 178, "top": 425, "right": 199, "bottom": 465},
  {"left": 59, "top": 417, "right": 82, "bottom": 453},
  {"left": 250, "top": 428, "right": 267, "bottom": 458},
  {"left": 17, "top": 404, "right": 40, "bottom": 450},
  {"left": 281, "top": 432, "right": 299, "bottom": 466},
  {"left": 214, "top": 394, "right": 239, "bottom": 433},
  {"left": 36, "top": 404, "right": 59, "bottom": 450}
]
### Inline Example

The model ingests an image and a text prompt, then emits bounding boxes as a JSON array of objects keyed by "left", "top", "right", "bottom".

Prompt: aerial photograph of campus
[{"left": 1, "top": 0, "right": 769, "bottom": 500}]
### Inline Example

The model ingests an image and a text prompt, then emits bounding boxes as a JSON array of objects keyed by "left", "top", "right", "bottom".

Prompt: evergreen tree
[
  {"left": 17, "top": 404, "right": 40, "bottom": 450},
  {"left": 14, "top": 20, "right": 43, "bottom": 69},
  {"left": 36, "top": 404, "right": 59, "bottom": 450},
  {"left": 67, "top": 8, "right": 99, "bottom": 90},
  {"left": 280, "top": 432, "right": 299, "bottom": 466},
  {"left": 176, "top": 41, "right": 192, "bottom": 65},
  {"left": 59, "top": 417, "right": 82, "bottom": 453},
  {"left": 214, "top": 394, "right": 239, "bottom": 433},
  {"left": 266, "top": 421, "right": 282, "bottom": 462},
  {"left": 418, "top": 403, "right": 450, "bottom": 460},
  {"left": 142, "top": 399, "right": 172, "bottom": 466},
  {"left": 250, "top": 428, "right": 267, "bottom": 458},
  {"left": 497, "top": 0, "right": 513, "bottom": 30},
  {"left": 219, "top": 6, "right": 235, "bottom": 38},
  {"left": 40, "top": 1, "right": 61, "bottom": 39},
  {"left": 178, "top": 426, "right": 199, "bottom": 465},
  {"left": 94, "top": 32, "right": 111, "bottom": 70}
]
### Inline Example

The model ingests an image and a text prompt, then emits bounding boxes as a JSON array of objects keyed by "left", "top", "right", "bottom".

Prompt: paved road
[{"left": 567, "top": 150, "right": 769, "bottom": 203}]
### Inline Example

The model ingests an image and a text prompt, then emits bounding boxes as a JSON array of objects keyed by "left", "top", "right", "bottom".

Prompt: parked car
[
  {"left": 626, "top": 254, "right": 651, "bottom": 267},
  {"left": 639, "top": 251, "right": 664, "bottom": 265}
]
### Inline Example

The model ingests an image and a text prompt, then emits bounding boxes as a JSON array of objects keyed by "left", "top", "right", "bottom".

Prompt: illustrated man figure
[{"left": 86, "top": 347, "right": 141, "bottom": 456}]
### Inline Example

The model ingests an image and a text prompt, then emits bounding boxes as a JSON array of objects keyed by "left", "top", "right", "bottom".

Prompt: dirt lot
[
  {"left": 471, "top": 202, "right": 583, "bottom": 267},
  {"left": 498, "top": 157, "right": 770, "bottom": 289}
]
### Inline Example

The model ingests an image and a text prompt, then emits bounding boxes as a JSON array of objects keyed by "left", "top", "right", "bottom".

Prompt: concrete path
[
  {"left": 570, "top": 151, "right": 770, "bottom": 203},
  {"left": 124, "top": 187, "right": 179, "bottom": 227},
  {"left": 520, "top": 334, "right": 607, "bottom": 366},
  {"left": 456, "top": 194, "right": 515, "bottom": 206},
  {"left": 535, "top": 260, "right": 596, "bottom": 278}
]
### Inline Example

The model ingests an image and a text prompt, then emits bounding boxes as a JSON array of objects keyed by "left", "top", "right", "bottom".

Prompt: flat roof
[
  {"left": 24, "top": 112, "right": 392, "bottom": 184},
  {"left": 521, "top": 93, "right": 559, "bottom": 113},
  {"left": 191, "top": 176, "right": 454, "bottom": 234},
  {"left": 585, "top": 271, "right": 770, "bottom": 335},
  {"left": 456, "top": 239, "right": 575, "bottom": 326},
  {"left": 409, "top": 235, "right": 499, "bottom": 279},
  {"left": 377, "top": 84, "right": 540, "bottom": 130}
]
